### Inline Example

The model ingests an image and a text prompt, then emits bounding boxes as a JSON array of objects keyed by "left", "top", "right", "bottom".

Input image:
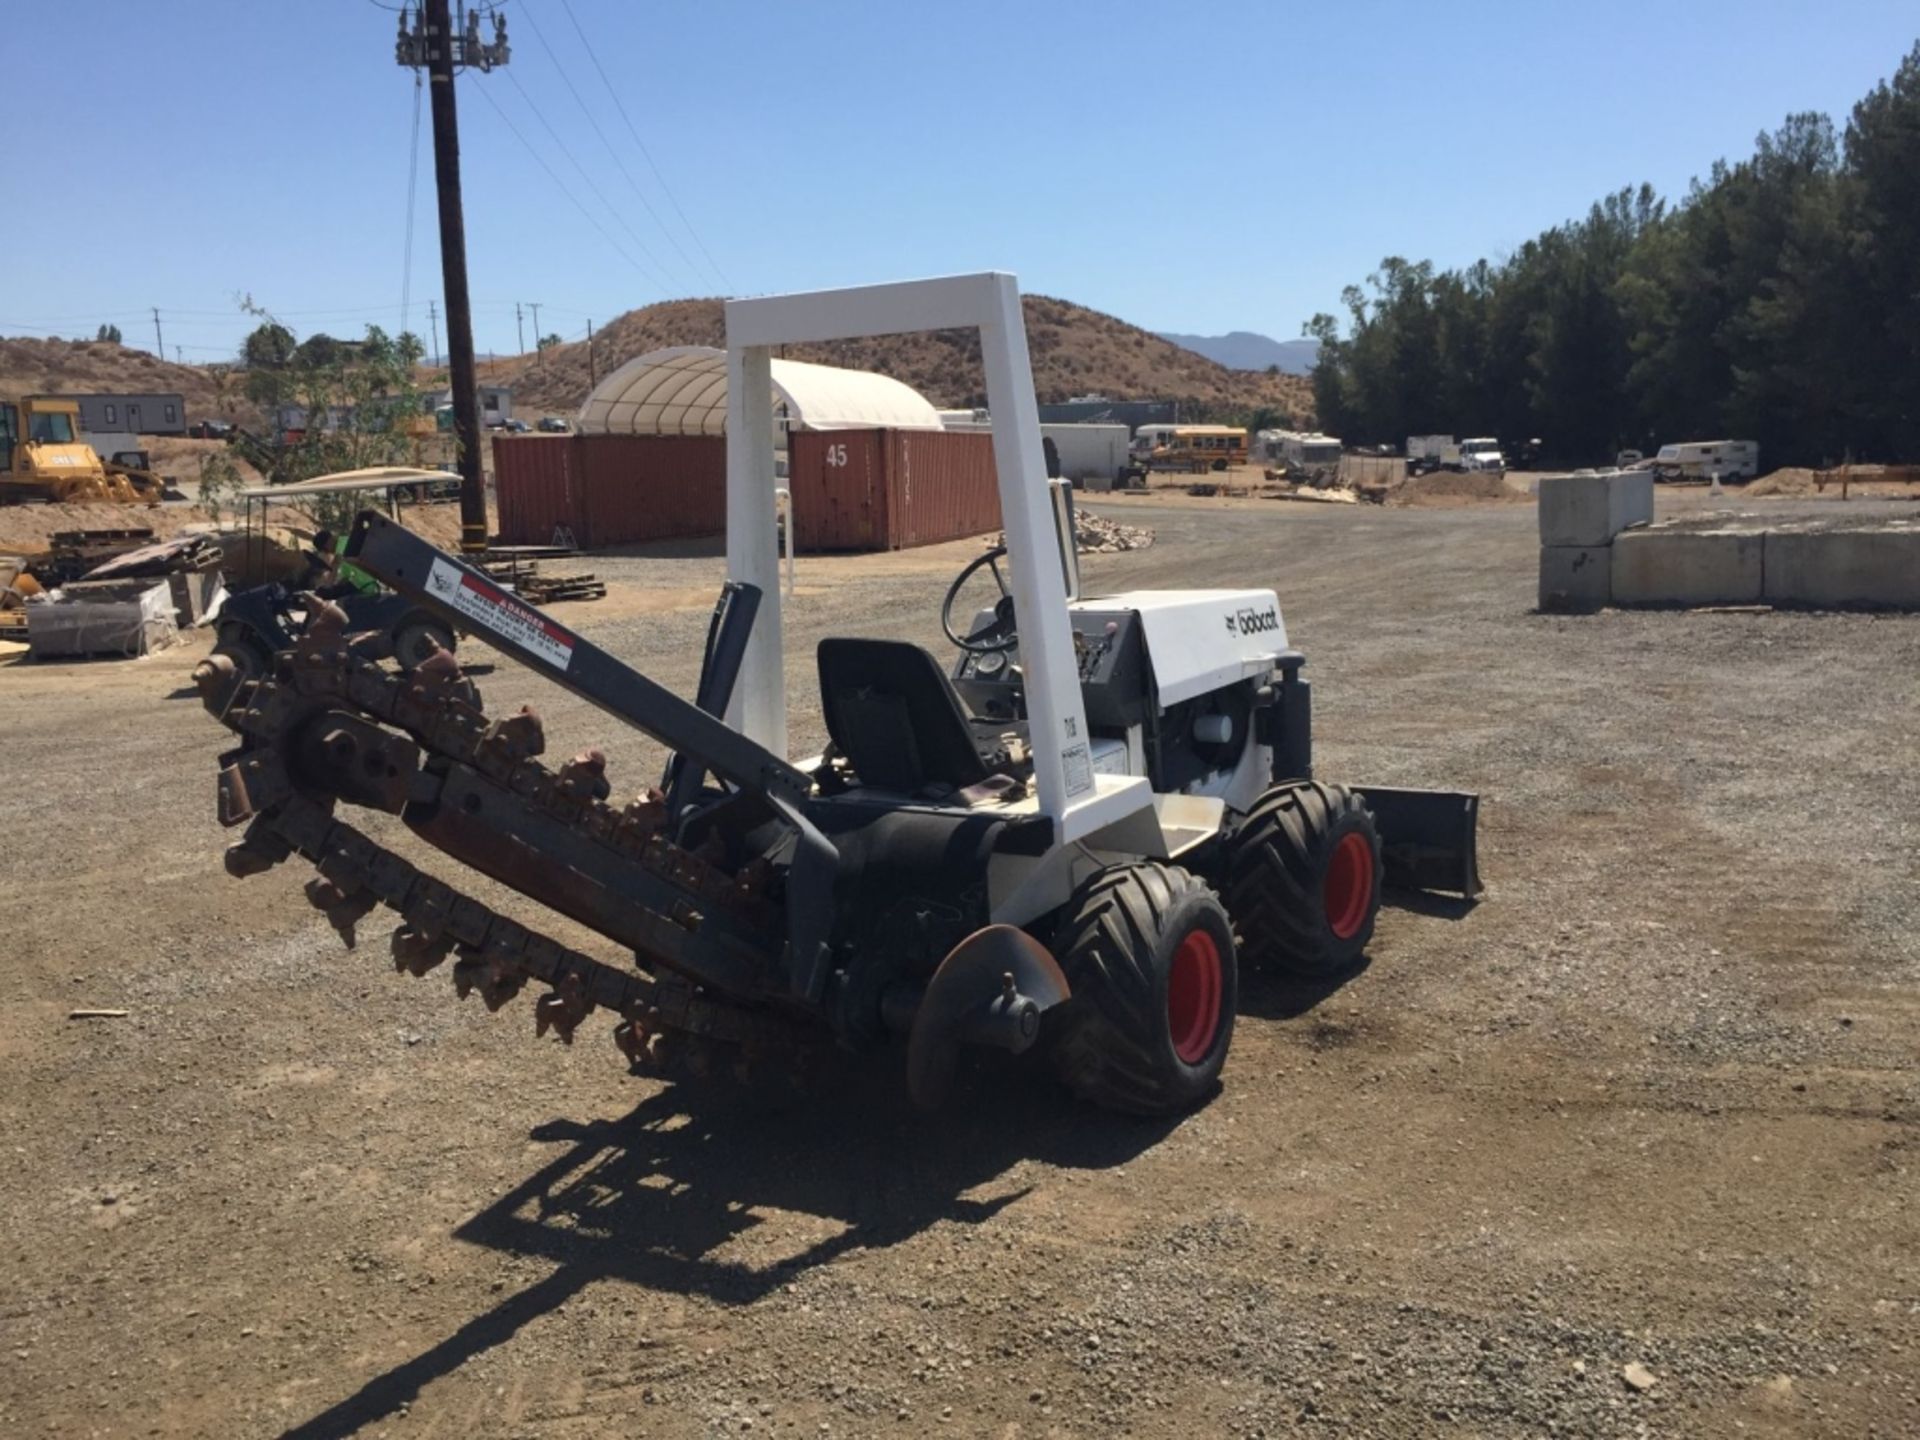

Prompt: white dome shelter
[{"left": 576, "top": 345, "right": 944, "bottom": 436}]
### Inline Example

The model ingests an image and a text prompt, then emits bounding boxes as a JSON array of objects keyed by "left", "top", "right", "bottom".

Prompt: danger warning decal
[{"left": 425, "top": 557, "right": 575, "bottom": 671}]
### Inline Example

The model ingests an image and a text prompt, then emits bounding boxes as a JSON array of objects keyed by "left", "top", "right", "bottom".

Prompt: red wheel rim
[
  {"left": 1167, "top": 928, "right": 1223, "bottom": 1064},
  {"left": 1325, "top": 831, "right": 1375, "bottom": 941}
]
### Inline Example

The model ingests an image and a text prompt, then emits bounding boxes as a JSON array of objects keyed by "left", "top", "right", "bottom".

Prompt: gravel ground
[{"left": 0, "top": 491, "right": 1915, "bottom": 1439}]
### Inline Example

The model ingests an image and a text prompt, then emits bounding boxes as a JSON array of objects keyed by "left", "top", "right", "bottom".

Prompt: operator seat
[{"left": 816, "top": 638, "right": 992, "bottom": 795}]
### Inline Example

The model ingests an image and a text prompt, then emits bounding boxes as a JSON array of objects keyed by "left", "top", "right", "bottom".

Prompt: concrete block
[
  {"left": 1538, "top": 469, "right": 1655, "bottom": 547},
  {"left": 1764, "top": 525, "right": 1920, "bottom": 608},
  {"left": 1538, "top": 545, "right": 1611, "bottom": 612},
  {"left": 1611, "top": 527, "right": 1763, "bottom": 606}
]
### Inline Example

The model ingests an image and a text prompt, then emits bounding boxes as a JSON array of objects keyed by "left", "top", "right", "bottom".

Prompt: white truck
[
  {"left": 1406, "top": 434, "right": 1504, "bottom": 474},
  {"left": 1651, "top": 440, "right": 1759, "bottom": 482},
  {"left": 1458, "top": 437, "right": 1506, "bottom": 473}
]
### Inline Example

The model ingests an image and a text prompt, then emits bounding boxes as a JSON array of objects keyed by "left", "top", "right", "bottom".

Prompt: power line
[
  {"left": 499, "top": 66, "right": 682, "bottom": 291},
  {"left": 516, "top": 0, "right": 706, "bottom": 292},
  {"left": 2, "top": 305, "right": 537, "bottom": 335},
  {"left": 548, "top": 0, "right": 733, "bottom": 293},
  {"left": 469, "top": 76, "right": 674, "bottom": 291},
  {"left": 2, "top": 301, "right": 542, "bottom": 333}
]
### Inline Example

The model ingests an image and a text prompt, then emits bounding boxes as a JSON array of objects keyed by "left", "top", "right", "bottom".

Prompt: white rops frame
[{"left": 723, "top": 272, "right": 1154, "bottom": 844}]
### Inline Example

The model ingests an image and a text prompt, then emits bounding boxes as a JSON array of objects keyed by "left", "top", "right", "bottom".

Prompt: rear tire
[
  {"left": 392, "top": 620, "right": 453, "bottom": 671},
  {"left": 212, "top": 626, "right": 272, "bottom": 681},
  {"left": 1227, "top": 781, "right": 1383, "bottom": 976},
  {"left": 1047, "top": 863, "right": 1237, "bottom": 1115}
]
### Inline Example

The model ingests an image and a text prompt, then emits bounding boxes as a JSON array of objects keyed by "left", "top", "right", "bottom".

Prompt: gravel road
[{"left": 1, "top": 491, "right": 1915, "bottom": 1438}]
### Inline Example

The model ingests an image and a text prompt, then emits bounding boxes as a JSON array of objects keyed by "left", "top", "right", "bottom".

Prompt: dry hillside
[
  {"left": 5, "top": 296, "right": 1315, "bottom": 434},
  {"left": 0, "top": 337, "right": 251, "bottom": 424},
  {"left": 505, "top": 295, "right": 1314, "bottom": 422}
]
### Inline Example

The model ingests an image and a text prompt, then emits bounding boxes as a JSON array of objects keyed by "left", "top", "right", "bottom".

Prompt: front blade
[{"left": 1353, "top": 786, "right": 1483, "bottom": 897}]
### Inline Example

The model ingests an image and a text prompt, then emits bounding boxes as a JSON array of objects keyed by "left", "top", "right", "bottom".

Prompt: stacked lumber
[
  {"left": 477, "top": 554, "right": 606, "bottom": 605},
  {"left": 516, "top": 572, "right": 608, "bottom": 603}
]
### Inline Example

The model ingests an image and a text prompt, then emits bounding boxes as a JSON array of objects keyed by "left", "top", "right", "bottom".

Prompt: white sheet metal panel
[
  {"left": 578, "top": 345, "right": 943, "bottom": 436},
  {"left": 1080, "top": 589, "right": 1288, "bottom": 706},
  {"left": 1041, "top": 423, "right": 1129, "bottom": 479}
]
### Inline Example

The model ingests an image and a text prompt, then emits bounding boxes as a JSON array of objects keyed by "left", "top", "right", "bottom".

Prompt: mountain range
[{"left": 1157, "top": 331, "right": 1321, "bottom": 375}]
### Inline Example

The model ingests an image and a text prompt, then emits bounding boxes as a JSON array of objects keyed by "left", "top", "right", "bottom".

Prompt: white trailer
[
  {"left": 937, "top": 414, "right": 1129, "bottom": 485},
  {"left": 1652, "top": 439, "right": 1759, "bottom": 482},
  {"left": 82, "top": 430, "right": 141, "bottom": 463},
  {"left": 1406, "top": 434, "right": 1458, "bottom": 472},
  {"left": 1041, "top": 423, "right": 1130, "bottom": 484},
  {"left": 1268, "top": 430, "right": 1343, "bottom": 477}
]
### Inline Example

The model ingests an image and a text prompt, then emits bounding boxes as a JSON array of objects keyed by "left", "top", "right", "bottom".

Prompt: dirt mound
[
  {"left": 1749, "top": 464, "right": 1920, "bottom": 499},
  {"left": 0, "top": 502, "right": 184, "bottom": 557},
  {"left": 0, "top": 337, "right": 252, "bottom": 427},
  {"left": 0, "top": 496, "right": 465, "bottom": 561},
  {"left": 507, "top": 295, "right": 1313, "bottom": 421},
  {"left": 1389, "top": 471, "right": 1528, "bottom": 507},
  {"left": 1747, "top": 467, "right": 1821, "bottom": 496}
]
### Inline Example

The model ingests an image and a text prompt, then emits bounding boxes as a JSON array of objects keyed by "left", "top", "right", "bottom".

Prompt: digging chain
[{"left": 199, "top": 609, "right": 810, "bottom": 1083}]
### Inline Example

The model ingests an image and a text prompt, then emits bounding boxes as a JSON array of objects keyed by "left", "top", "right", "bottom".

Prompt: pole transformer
[{"left": 397, "top": 1, "right": 508, "bottom": 554}]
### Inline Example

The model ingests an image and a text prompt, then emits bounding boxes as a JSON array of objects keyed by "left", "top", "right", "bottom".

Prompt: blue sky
[{"left": 7, "top": 1, "right": 1915, "bottom": 362}]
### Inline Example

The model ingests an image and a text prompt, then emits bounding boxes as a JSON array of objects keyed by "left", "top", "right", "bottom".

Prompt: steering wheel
[{"left": 941, "top": 544, "right": 1019, "bottom": 654}]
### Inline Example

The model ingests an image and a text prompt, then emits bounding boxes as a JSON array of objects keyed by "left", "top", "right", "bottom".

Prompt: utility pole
[
  {"left": 515, "top": 302, "right": 525, "bottom": 356},
  {"left": 527, "top": 301, "right": 542, "bottom": 345},
  {"left": 397, "top": 0, "right": 509, "bottom": 554},
  {"left": 152, "top": 307, "right": 164, "bottom": 359},
  {"left": 427, "top": 301, "right": 440, "bottom": 368},
  {"left": 586, "top": 318, "right": 596, "bottom": 386}
]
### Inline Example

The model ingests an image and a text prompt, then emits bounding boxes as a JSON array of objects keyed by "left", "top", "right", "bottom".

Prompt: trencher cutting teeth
[{"left": 202, "top": 635, "right": 811, "bottom": 1076}]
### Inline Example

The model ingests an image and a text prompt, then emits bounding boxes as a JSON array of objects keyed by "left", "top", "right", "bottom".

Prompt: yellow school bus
[{"left": 1131, "top": 423, "right": 1248, "bottom": 473}]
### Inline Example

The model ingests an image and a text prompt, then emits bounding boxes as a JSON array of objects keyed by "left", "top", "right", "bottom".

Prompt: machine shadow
[
  {"left": 1384, "top": 889, "right": 1481, "bottom": 922},
  {"left": 279, "top": 1056, "right": 1173, "bottom": 1440},
  {"left": 1236, "top": 954, "right": 1371, "bottom": 1020},
  {"left": 1234, "top": 886, "right": 1476, "bottom": 1022}
]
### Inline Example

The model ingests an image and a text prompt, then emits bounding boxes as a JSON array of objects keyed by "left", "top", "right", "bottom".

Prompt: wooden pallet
[
  {"left": 519, "top": 574, "right": 607, "bottom": 604},
  {"left": 478, "top": 555, "right": 605, "bottom": 605}
]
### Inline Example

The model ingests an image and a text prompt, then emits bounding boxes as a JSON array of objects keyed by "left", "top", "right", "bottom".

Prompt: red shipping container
[
  {"left": 788, "top": 429, "right": 1000, "bottom": 552},
  {"left": 493, "top": 434, "right": 726, "bottom": 548},
  {"left": 492, "top": 436, "right": 581, "bottom": 546},
  {"left": 576, "top": 434, "right": 726, "bottom": 547}
]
